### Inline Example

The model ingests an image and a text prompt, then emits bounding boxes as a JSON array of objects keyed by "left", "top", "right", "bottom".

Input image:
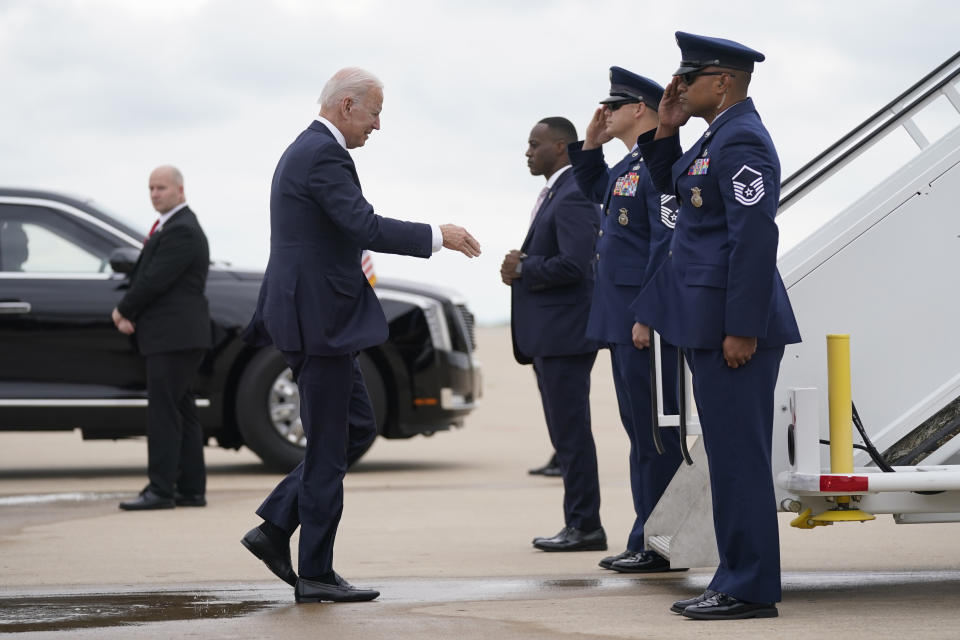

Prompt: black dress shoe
[
  {"left": 610, "top": 550, "right": 688, "bottom": 574},
  {"left": 295, "top": 573, "right": 380, "bottom": 603},
  {"left": 174, "top": 492, "right": 206, "bottom": 507},
  {"left": 670, "top": 589, "right": 717, "bottom": 614},
  {"left": 599, "top": 549, "right": 637, "bottom": 569},
  {"left": 241, "top": 526, "right": 297, "bottom": 586},
  {"left": 528, "top": 454, "right": 562, "bottom": 477},
  {"left": 119, "top": 488, "right": 175, "bottom": 511},
  {"left": 681, "top": 592, "right": 778, "bottom": 620},
  {"left": 533, "top": 526, "right": 607, "bottom": 552}
]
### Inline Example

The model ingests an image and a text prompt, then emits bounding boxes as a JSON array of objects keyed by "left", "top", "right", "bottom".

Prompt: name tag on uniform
[
  {"left": 613, "top": 172, "right": 639, "bottom": 197},
  {"left": 688, "top": 158, "right": 710, "bottom": 175}
]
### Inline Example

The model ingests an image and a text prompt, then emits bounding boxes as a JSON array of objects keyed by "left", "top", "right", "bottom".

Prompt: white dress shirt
[{"left": 154, "top": 202, "right": 188, "bottom": 232}]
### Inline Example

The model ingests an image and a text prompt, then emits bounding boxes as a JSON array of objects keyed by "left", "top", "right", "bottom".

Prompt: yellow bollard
[
  {"left": 827, "top": 335, "right": 854, "bottom": 502},
  {"left": 811, "top": 334, "right": 875, "bottom": 524}
]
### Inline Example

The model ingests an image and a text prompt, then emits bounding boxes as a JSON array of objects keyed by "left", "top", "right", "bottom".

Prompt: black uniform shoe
[
  {"left": 681, "top": 592, "right": 778, "bottom": 620},
  {"left": 174, "top": 492, "right": 207, "bottom": 507},
  {"left": 532, "top": 526, "right": 607, "bottom": 552},
  {"left": 528, "top": 454, "right": 562, "bottom": 477},
  {"left": 295, "top": 573, "right": 380, "bottom": 603},
  {"left": 610, "top": 550, "right": 687, "bottom": 574},
  {"left": 119, "top": 488, "right": 175, "bottom": 511},
  {"left": 599, "top": 549, "right": 637, "bottom": 569},
  {"left": 241, "top": 526, "right": 297, "bottom": 586},
  {"left": 670, "top": 589, "right": 718, "bottom": 614}
]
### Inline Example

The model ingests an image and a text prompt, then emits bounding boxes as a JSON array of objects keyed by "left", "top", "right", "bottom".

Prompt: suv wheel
[{"left": 236, "top": 348, "right": 386, "bottom": 471}]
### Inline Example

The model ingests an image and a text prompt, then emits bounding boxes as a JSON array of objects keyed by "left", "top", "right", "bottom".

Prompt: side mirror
[{"left": 109, "top": 247, "right": 141, "bottom": 274}]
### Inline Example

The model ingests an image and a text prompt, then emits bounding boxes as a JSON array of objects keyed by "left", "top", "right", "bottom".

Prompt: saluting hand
[
  {"left": 655, "top": 77, "right": 691, "bottom": 138},
  {"left": 440, "top": 224, "right": 482, "bottom": 258},
  {"left": 723, "top": 335, "right": 757, "bottom": 368},
  {"left": 582, "top": 108, "right": 613, "bottom": 151}
]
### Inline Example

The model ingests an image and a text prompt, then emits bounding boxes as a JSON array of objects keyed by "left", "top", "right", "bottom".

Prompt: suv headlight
[{"left": 376, "top": 290, "right": 452, "bottom": 351}]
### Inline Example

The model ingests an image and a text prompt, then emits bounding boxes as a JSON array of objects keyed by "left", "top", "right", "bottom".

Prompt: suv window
[{"left": 0, "top": 204, "right": 114, "bottom": 274}]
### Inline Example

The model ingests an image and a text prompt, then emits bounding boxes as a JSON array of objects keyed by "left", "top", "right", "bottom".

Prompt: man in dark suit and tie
[
  {"left": 114, "top": 165, "right": 211, "bottom": 511},
  {"left": 241, "top": 67, "right": 480, "bottom": 603},
  {"left": 501, "top": 117, "right": 603, "bottom": 552}
]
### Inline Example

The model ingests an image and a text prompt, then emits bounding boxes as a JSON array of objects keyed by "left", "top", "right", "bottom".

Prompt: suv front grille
[{"left": 455, "top": 304, "right": 476, "bottom": 352}]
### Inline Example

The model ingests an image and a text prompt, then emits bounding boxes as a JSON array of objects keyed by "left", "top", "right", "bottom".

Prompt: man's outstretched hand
[{"left": 440, "top": 224, "right": 481, "bottom": 258}]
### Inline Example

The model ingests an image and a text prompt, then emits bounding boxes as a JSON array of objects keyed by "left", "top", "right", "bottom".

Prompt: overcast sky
[{"left": 2, "top": 0, "right": 957, "bottom": 324}]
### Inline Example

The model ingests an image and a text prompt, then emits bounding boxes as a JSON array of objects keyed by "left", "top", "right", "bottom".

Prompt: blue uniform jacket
[
  {"left": 568, "top": 135, "right": 676, "bottom": 345},
  {"left": 244, "top": 121, "right": 433, "bottom": 355},
  {"left": 511, "top": 168, "right": 601, "bottom": 365},
  {"left": 630, "top": 99, "right": 800, "bottom": 349}
]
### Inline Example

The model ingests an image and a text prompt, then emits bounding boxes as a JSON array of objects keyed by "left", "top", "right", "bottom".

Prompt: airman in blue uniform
[
  {"left": 567, "top": 67, "right": 684, "bottom": 574},
  {"left": 631, "top": 33, "right": 801, "bottom": 620}
]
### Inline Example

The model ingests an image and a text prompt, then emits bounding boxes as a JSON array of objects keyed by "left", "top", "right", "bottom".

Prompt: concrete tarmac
[{"left": 1, "top": 326, "right": 959, "bottom": 638}]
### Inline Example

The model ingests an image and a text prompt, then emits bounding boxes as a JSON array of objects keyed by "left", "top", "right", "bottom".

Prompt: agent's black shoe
[
  {"left": 528, "top": 454, "right": 562, "bottom": 477},
  {"left": 174, "top": 492, "right": 206, "bottom": 507},
  {"left": 610, "top": 550, "right": 687, "bottom": 574},
  {"left": 295, "top": 573, "right": 380, "bottom": 603},
  {"left": 671, "top": 589, "right": 718, "bottom": 614},
  {"left": 533, "top": 526, "right": 607, "bottom": 552},
  {"left": 119, "top": 488, "right": 175, "bottom": 511},
  {"left": 681, "top": 592, "right": 778, "bottom": 620},
  {"left": 241, "top": 526, "right": 297, "bottom": 586},
  {"left": 599, "top": 549, "right": 637, "bottom": 569}
]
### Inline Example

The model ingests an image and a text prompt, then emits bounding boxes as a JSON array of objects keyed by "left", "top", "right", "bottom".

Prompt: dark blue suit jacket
[
  {"left": 568, "top": 136, "right": 675, "bottom": 345},
  {"left": 511, "top": 167, "right": 601, "bottom": 364},
  {"left": 630, "top": 99, "right": 800, "bottom": 349},
  {"left": 245, "top": 121, "right": 433, "bottom": 355}
]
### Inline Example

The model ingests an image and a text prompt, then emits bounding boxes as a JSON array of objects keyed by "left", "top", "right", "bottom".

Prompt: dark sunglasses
[
  {"left": 679, "top": 70, "right": 735, "bottom": 85},
  {"left": 607, "top": 100, "right": 640, "bottom": 111}
]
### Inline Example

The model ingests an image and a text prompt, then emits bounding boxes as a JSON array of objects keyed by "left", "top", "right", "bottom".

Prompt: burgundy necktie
[{"left": 144, "top": 219, "right": 160, "bottom": 244}]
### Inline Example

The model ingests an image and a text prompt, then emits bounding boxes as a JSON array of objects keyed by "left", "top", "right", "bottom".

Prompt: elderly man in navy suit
[
  {"left": 568, "top": 68, "right": 685, "bottom": 574},
  {"left": 631, "top": 33, "right": 801, "bottom": 619},
  {"left": 502, "top": 117, "right": 603, "bottom": 552},
  {"left": 241, "top": 67, "right": 480, "bottom": 604}
]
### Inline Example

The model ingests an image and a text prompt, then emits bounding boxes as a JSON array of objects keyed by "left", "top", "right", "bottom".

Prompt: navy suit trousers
[
  {"left": 255, "top": 354, "right": 377, "bottom": 578},
  {"left": 685, "top": 346, "right": 784, "bottom": 604},
  {"left": 609, "top": 343, "right": 682, "bottom": 551},
  {"left": 533, "top": 351, "right": 600, "bottom": 531}
]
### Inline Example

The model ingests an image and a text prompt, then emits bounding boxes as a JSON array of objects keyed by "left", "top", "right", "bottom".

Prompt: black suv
[{"left": 0, "top": 188, "right": 481, "bottom": 470}]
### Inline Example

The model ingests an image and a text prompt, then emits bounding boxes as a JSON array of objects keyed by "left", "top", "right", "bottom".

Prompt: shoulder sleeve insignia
[{"left": 732, "top": 165, "right": 765, "bottom": 206}]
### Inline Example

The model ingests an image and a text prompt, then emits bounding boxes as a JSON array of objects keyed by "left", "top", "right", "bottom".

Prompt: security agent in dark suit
[
  {"left": 501, "top": 117, "right": 604, "bottom": 552},
  {"left": 631, "top": 32, "right": 801, "bottom": 619},
  {"left": 113, "top": 165, "right": 211, "bottom": 511},
  {"left": 240, "top": 67, "right": 480, "bottom": 604},
  {"left": 568, "top": 68, "right": 684, "bottom": 574}
]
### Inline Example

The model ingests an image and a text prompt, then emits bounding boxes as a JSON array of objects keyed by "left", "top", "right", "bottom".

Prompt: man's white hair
[{"left": 318, "top": 67, "right": 383, "bottom": 109}]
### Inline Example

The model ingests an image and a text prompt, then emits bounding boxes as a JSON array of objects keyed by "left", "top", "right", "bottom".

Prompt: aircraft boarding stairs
[{"left": 647, "top": 51, "right": 960, "bottom": 568}]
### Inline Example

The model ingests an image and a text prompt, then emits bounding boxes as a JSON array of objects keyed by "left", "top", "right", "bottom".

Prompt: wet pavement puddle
[
  {"left": 0, "top": 591, "right": 279, "bottom": 634},
  {"left": 4, "top": 571, "right": 960, "bottom": 633}
]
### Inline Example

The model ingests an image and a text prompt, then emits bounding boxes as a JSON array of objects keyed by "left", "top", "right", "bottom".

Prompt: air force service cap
[
  {"left": 599, "top": 66, "right": 665, "bottom": 110},
  {"left": 673, "top": 31, "right": 765, "bottom": 75}
]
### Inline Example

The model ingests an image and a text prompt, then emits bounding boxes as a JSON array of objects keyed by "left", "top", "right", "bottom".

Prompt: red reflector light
[
  {"left": 414, "top": 398, "right": 438, "bottom": 406},
  {"left": 820, "top": 475, "right": 869, "bottom": 492}
]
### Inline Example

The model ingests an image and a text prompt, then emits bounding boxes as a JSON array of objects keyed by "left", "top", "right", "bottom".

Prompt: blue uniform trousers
[
  {"left": 256, "top": 353, "right": 377, "bottom": 579},
  {"left": 533, "top": 351, "right": 601, "bottom": 531},
  {"left": 609, "top": 342, "right": 682, "bottom": 551},
  {"left": 685, "top": 346, "right": 784, "bottom": 604}
]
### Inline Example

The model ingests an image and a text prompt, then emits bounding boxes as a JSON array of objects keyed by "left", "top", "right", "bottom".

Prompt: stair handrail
[{"left": 778, "top": 50, "right": 960, "bottom": 213}]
